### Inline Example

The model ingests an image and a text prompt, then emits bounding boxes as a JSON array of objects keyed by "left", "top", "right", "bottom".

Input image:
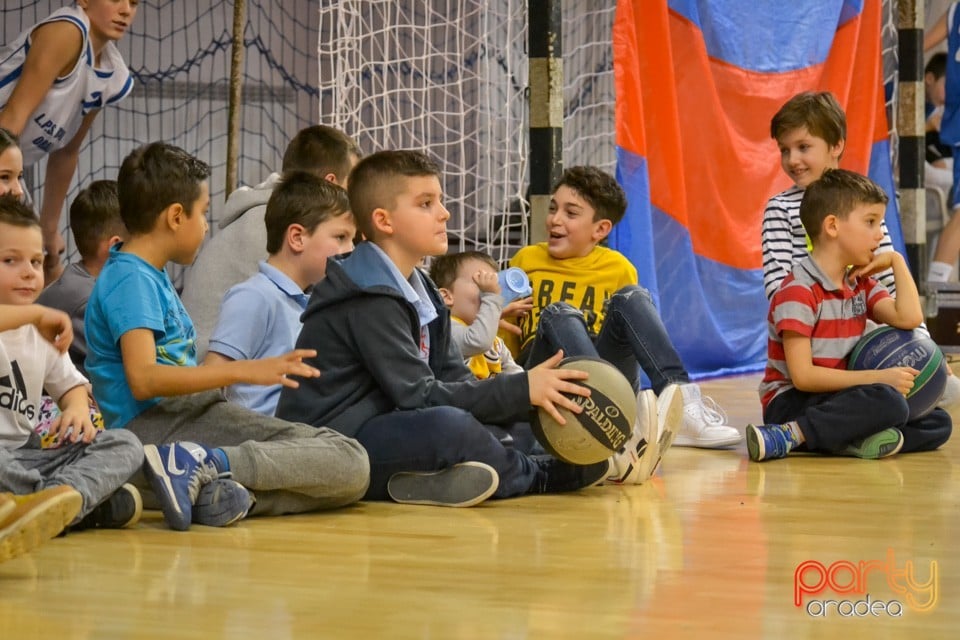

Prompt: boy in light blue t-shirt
[
  {"left": 85, "top": 142, "right": 369, "bottom": 532},
  {"left": 205, "top": 172, "right": 355, "bottom": 416}
]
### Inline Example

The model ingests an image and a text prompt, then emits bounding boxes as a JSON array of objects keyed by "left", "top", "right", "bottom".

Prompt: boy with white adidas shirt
[{"left": 0, "top": 195, "right": 143, "bottom": 532}]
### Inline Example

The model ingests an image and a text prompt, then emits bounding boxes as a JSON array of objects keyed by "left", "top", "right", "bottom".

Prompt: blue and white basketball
[{"left": 848, "top": 327, "right": 948, "bottom": 421}]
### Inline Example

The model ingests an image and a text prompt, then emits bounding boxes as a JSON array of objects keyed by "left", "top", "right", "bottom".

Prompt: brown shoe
[{"left": 0, "top": 486, "right": 83, "bottom": 562}]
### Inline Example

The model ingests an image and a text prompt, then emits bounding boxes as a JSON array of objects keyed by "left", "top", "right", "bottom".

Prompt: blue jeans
[
  {"left": 525, "top": 286, "right": 689, "bottom": 394},
  {"left": 354, "top": 406, "right": 542, "bottom": 500},
  {"left": 764, "top": 384, "right": 952, "bottom": 454}
]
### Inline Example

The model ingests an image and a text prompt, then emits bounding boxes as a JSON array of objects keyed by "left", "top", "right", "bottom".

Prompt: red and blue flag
[{"left": 612, "top": 0, "right": 901, "bottom": 376}]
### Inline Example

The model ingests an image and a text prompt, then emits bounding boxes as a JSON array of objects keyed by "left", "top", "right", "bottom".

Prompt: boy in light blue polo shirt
[{"left": 205, "top": 171, "right": 356, "bottom": 415}]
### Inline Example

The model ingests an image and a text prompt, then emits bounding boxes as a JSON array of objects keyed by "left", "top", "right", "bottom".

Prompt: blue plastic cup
[{"left": 498, "top": 268, "right": 532, "bottom": 303}]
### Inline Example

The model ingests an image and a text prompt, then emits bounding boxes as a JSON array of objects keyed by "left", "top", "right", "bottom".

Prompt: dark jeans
[
  {"left": 764, "top": 384, "right": 952, "bottom": 454},
  {"left": 525, "top": 286, "right": 689, "bottom": 394},
  {"left": 354, "top": 406, "right": 542, "bottom": 500}
]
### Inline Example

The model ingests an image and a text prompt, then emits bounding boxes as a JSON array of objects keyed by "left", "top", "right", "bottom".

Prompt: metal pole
[
  {"left": 898, "top": 0, "right": 925, "bottom": 284},
  {"left": 528, "top": 0, "right": 563, "bottom": 244},
  {"left": 226, "top": 0, "right": 246, "bottom": 198}
]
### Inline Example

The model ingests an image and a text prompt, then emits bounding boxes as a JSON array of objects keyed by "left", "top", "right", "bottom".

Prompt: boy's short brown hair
[
  {"left": 552, "top": 166, "right": 627, "bottom": 224},
  {"left": 282, "top": 125, "right": 361, "bottom": 182},
  {"left": 800, "top": 169, "right": 888, "bottom": 243},
  {"left": 770, "top": 91, "right": 846, "bottom": 148},
  {"left": 926, "top": 52, "right": 947, "bottom": 80},
  {"left": 0, "top": 193, "right": 38, "bottom": 230},
  {"left": 70, "top": 180, "right": 126, "bottom": 260},
  {"left": 117, "top": 142, "right": 211, "bottom": 235},
  {"left": 347, "top": 150, "right": 441, "bottom": 241},
  {"left": 264, "top": 171, "right": 350, "bottom": 254},
  {"left": 429, "top": 251, "right": 498, "bottom": 290}
]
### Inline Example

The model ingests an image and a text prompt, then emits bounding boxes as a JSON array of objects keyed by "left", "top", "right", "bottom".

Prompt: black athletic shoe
[
  {"left": 529, "top": 455, "right": 610, "bottom": 494},
  {"left": 72, "top": 484, "right": 142, "bottom": 530},
  {"left": 387, "top": 462, "right": 499, "bottom": 507}
]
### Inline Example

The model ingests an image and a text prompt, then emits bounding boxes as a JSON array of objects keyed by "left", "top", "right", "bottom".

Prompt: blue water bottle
[{"left": 497, "top": 268, "right": 532, "bottom": 303}]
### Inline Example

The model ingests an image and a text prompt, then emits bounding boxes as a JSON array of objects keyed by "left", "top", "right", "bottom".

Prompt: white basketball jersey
[{"left": 0, "top": 5, "right": 134, "bottom": 166}]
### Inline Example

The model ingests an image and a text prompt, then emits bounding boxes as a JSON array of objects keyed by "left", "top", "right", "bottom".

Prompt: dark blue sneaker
[
  {"left": 193, "top": 479, "right": 253, "bottom": 527},
  {"left": 745, "top": 423, "right": 799, "bottom": 462},
  {"left": 143, "top": 443, "right": 219, "bottom": 531}
]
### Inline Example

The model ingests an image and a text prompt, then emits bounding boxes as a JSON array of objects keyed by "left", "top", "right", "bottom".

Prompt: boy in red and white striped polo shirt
[{"left": 749, "top": 169, "right": 952, "bottom": 461}]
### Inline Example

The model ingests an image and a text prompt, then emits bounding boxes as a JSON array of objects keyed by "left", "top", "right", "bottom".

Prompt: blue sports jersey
[{"left": 940, "top": 4, "right": 960, "bottom": 146}]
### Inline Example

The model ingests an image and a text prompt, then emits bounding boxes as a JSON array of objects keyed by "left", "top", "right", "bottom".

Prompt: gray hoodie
[{"left": 180, "top": 173, "right": 281, "bottom": 358}]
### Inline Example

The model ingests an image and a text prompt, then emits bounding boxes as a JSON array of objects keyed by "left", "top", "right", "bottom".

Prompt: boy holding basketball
[
  {"left": 762, "top": 90, "right": 960, "bottom": 407},
  {"left": 749, "top": 169, "right": 952, "bottom": 462},
  {"left": 505, "top": 166, "right": 741, "bottom": 485},
  {"left": 276, "top": 150, "right": 609, "bottom": 507}
]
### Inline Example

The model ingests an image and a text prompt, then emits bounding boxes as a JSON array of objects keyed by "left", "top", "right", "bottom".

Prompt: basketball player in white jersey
[{"left": 0, "top": 1, "right": 137, "bottom": 283}]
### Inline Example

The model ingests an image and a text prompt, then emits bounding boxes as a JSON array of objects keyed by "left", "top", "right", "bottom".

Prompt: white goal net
[{"left": 316, "top": 1, "right": 617, "bottom": 265}]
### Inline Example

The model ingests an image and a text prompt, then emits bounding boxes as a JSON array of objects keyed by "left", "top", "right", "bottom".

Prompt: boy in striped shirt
[
  {"left": 761, "top": 91, "right": 897, "bottom": 300},
  {"left": 762, "top": 90, "right": 960, "bottom": 408},
  {"left": 749, "top": 170, "right": 952, "bottom": 462}
]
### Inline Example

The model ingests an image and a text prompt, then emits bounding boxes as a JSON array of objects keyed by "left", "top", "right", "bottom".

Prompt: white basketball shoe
[
  {"left": 607, "top": 389, "right": 658, "bottom": 485},
  {"left": 672, "top": 383, "right": 742, "bottom": 448},
  {"left": 607, "top": 384, "right": 684, "bottom": 484}
]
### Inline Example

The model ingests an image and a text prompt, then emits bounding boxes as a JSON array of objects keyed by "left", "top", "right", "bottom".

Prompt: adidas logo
[{"left": 0, "top": 360, "right": 35, "bottom": 421}]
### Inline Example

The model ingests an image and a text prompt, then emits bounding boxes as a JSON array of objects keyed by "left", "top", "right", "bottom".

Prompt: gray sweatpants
[
  {"left": 0, "top": 429, "right": 144, "bottom": 523},
  {"left": 124, "top": 390, "right": 369, "bottom": 516}
]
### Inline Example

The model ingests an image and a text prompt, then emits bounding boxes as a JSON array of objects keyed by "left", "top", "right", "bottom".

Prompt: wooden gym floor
[{"left": 1, "top": 372, "right": 957, "bottom": 639}]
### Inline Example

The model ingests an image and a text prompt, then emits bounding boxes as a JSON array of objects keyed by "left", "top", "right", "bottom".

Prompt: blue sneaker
[
  {"left": 142, "top": 443, "right": 219, "bottom": 531},
  {"left": 745, "top": 423, "right": 799, "bottom": 462},
  {"left": 193, "top": 479, "right": 253, "bottom": 527}
]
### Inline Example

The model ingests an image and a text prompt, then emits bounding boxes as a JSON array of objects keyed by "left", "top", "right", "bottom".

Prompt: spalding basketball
[
  {"left": 848, "top": 327, "right": 948, "bottom": 420},
  {"left": 531, "top": 357, "right": 637, "bottom": 465}
]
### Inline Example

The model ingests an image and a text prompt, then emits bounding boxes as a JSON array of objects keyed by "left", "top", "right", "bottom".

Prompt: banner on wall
[{"left": 611, "top": 0, "right": 900, "bottom": 377}]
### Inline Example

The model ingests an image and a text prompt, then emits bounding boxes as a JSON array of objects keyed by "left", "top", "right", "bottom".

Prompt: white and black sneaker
[{"left": 607, "top": 389, "right": 658, "bottom": 485}]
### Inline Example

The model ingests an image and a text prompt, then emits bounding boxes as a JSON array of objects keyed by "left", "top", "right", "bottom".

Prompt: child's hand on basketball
[
  {"left": 528, "top": 350, "right": 590, "bottom": 425},
  {"left": 873, "top": 366, "right": 919, "bottom": 396},
  {"left": 499, "top": 297, "right": 532, "bottom": 336},
  {"left": 474, "top": 270, "right": 501, "bottom": 295},
  {"left": 244, "top": 349, "right": 321, "bottom": 388}
]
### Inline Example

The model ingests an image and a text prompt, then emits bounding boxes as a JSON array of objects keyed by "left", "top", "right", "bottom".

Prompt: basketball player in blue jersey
[
  {"left": 923, "top": 5, "right": 960, "bottom": 287},
  {"left": 0, "top": 1, "right": 137, "bottom": 283}
]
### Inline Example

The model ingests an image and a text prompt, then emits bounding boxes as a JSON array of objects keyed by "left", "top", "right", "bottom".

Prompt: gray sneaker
[
  {"left": 192, "top": 478, "right": 252, "bottom": 527},
  {"left": 387, "top": 462, "right": 499, "bottom": 507}
]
